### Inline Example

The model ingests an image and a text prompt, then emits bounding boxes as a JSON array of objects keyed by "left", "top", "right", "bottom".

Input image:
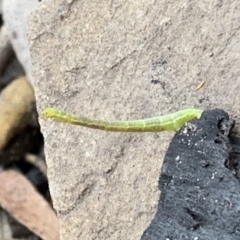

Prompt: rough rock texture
[
  {"left": 28, "top": 1, "right": 240, "bottom": 239},
  {"left": 142, "top": 109, "right": 240, "bottom": 239}
]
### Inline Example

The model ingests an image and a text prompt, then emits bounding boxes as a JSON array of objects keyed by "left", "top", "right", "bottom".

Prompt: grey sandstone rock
[{"left": 28, "top": 1, "right": 240, "bottom": 239}]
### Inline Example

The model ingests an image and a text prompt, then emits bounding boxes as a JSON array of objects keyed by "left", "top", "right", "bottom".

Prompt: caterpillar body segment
[{"left": 41, "top": 108, "right": 203, "bottom": 132}]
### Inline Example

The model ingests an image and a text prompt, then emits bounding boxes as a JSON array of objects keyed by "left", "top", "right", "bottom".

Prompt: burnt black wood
[{"left": 142, "top": 109, "right": 240, "bottom": 240}]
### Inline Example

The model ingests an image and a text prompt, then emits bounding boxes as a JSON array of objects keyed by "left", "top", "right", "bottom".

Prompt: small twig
[
  {"left": 0, "top": 25, "right": 15, "bottom": 76},
  {"left": 195, "top": 80, "right": 205, "bottom": 90}
]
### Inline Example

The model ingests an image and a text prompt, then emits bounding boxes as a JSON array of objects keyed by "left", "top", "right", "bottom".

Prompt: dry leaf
[
  {"left": 0, "top": 170, "right": 59, "bottom": 240},
  {"left": 0, "top": 77, "right": 35, "bottom": 153}
]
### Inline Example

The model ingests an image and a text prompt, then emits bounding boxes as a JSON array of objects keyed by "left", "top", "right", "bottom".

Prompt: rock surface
[{"left": 28, "top": 1, "right": 240, "bottom": 239}]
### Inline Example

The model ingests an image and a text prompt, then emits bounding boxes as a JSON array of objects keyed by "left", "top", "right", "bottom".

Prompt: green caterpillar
[{"left": 41, "top": 108, "right": 203, "bottom": 132}]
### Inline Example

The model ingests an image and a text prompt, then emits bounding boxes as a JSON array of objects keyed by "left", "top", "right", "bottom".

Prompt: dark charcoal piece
[{"left": 141, "top": 109, "right": 240, "bottom": 240}]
